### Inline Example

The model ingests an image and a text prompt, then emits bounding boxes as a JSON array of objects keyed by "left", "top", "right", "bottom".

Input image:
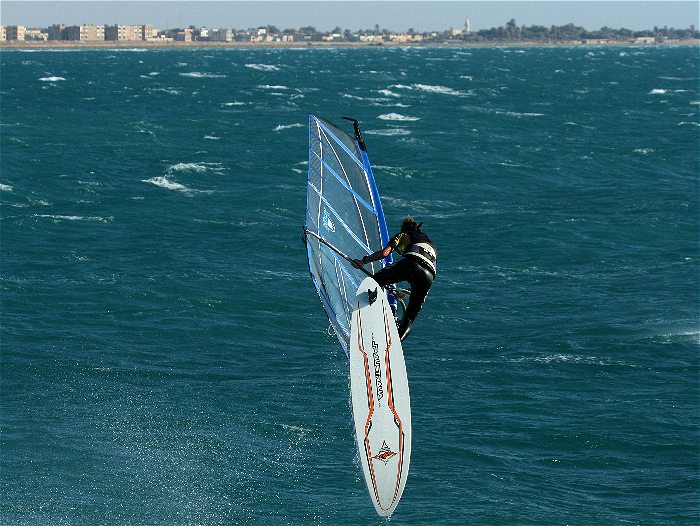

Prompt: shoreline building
[
  {"left": 105, "top": 25, "right": 142, "bottom": 41},
  {"left": 24, "top": 28, "right": 48, "bottom": 41},
  {"left": 5, "top": 25, "right": 26, "bottom": 41},
  {"left": 167, "top": 28, "right": 192, "bottom": 42},
  {"left": 141, "top": 24, "right": 157, "bottom": 40},
  {"left": 210, "top": 28, "right": 233, "bottom": 42},
  {"left": 0, "top": 26, "right": 5, "bottom": 41},
  {"left": 65, "top": 24, "right": 105, "bottom": 41},
  {"left": 48, "top": 24, "right": 65, "bottom": 40}
]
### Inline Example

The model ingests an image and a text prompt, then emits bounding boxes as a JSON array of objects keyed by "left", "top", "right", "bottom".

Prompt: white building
[{"left": 210, "top": 28, "right": 233, "bottom": 42}]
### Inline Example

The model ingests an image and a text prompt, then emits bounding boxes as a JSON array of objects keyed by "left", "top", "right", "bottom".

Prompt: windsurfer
[{"left": 353, "top": 216, "right": 437, "bottom": 342}]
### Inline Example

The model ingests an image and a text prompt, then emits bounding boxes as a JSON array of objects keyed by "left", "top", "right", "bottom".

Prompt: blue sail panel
[{"left": 305, "top": 114, "right": 391, "bottom": 354}]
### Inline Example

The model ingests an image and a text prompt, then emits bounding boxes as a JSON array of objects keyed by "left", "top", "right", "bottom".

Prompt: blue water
[{"left": 1, "top": 45, "right": 698, "bottom": 525}]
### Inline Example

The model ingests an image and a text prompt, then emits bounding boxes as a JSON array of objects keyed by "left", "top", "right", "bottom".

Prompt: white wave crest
[
  {"left": 377, "top": 113, "right": 420, "bottom": 122},
  {"left": 179, "top": 72, "right": 226, "bottom": 79},
  {"left": 39, "top": 76, "right": 66, "bottom": 82},
  {"left": 415, "top": 84, "right": 464, "bottom": 96},
  {"left": 649, "top": 89, "right": 667, "bottom": 95},
  {"left": 0, "top": 183, "right": 13, "bottom": 192},
  {"left": 365, "top": 128, "right": 411, "bottom": 136},
  {"left": 34, "top": 214, "right": 112, "bottom": 223},
  {"left": 146, "top": 87, "right": 181, "bottom": 95},
  {"left": 257, "top": 84, "right": 289, "bottom": 90},
  {"left": 391, "top": 83, "right": 465, "bottom": 96},
  {"left": 274, "top": 123, "right": 305, "bottom": 132},
  {"left": 223, "top": 102, "right": 247, "bottom": 106},
  {"left": 166, "top": 162, "right": 224, "bottom": 174},
  {"left": 377, "top": 89, "right": 402, "bottom": 98},
  {"left": 143, "top": 177, "right": 190, "bottom": 192},
  {"left": 246, "top": 64, "right": 280, "bottom": 71},
  {"left": 496, "top": 111, "right": 545, "bottom": 118}
]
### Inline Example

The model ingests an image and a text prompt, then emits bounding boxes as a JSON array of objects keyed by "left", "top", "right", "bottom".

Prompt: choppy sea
[{"left": 1, "top": 44, "right": 698, "bottom": 525}]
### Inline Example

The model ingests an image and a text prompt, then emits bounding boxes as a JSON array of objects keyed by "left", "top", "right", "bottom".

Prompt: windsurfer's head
[{"left": 401, "top": 215, "right": 422, "bottom": 232}]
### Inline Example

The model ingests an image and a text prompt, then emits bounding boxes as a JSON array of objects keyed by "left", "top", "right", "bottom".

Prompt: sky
[{"left": 1, "top": 1, "right": 698, "bottom": 32}]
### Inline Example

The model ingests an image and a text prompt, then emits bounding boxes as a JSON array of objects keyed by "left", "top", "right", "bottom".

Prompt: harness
[{"left": 400, "top": 231, "right": 437, "bottom": 276}]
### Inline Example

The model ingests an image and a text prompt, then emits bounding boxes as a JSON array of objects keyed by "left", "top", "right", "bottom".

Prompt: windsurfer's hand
[{"left": 351, "top": 259, "right": 364, "bottom": 269}]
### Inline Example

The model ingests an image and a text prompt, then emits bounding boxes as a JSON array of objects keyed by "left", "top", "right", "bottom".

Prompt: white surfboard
[{"left": 349, "top": 277, "right": 412, "bottom": 517}]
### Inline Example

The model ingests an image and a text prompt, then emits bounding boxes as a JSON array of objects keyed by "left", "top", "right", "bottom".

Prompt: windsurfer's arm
[{"left": 352, "top": 244, "right": 393, "bottom": 268}]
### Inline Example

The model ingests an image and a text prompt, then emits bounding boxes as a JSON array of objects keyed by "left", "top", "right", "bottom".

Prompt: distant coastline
[{"left": 2, "top": 38, "right": 699, "bottom": 50}]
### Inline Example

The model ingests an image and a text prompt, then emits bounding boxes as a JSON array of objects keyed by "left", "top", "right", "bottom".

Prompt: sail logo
[{"left": 322, "top": 208, "right": 335, "bottom": 232}]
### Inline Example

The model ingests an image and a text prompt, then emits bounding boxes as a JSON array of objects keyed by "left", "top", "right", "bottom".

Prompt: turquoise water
[{"left": 1, "top": 45, "right": 698, "bottom": 525}]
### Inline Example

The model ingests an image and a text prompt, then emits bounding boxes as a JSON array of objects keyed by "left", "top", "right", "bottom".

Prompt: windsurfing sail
[{"left": 304, "top": 114, "right": 392, "bottom": 355}]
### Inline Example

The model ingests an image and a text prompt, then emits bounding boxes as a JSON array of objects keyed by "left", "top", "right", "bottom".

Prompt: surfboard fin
[{"left": 368, "top": 287, "right": 378, "bottom": 306}]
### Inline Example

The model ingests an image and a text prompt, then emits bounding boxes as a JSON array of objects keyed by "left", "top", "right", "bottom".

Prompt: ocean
[{"left": 1, "top": 44, "right": 698, "bottom": 525}]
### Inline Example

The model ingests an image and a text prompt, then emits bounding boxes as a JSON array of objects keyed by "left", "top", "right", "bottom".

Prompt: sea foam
[
  {"left": 365, "top": 128, "right": 411, "bottom": 136},
  {"left": 142, "top": 176, "right": 190, "bottom": 192},
  {"left": 391, "top": 83, "right": 465, "bottom": 96},
  {"left": 377, "top": 89, "right": 402, "bottom": 98},
  {"left": 34, "top": 214, "right": 112, "bottom": 223},
  {"left": 377, "top": 113, "right": 420, "bottom": 122},
  {"left": 179, "top": 72, "right": 226, "bottom": 79},
  {"left": 274, "top": 123, "right": 305, "bottom": 132},
  {"left": 246, "top": 64, "right": 280, "bottom": 71},
  {"left": 166, "top": 162, "right": 224, "bottom": 174}
]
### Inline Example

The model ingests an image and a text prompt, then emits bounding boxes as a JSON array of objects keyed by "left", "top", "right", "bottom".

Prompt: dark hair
[{"left": 401, "top": 215, "right": 422, "bottom": 232}]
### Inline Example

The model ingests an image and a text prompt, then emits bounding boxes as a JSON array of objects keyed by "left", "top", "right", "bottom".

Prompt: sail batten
[{"left": 308, "top": 153, "right": 377, "bottom": 214}]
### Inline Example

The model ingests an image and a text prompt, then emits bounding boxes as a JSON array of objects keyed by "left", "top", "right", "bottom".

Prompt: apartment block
[
  {"left": 104, "top": 25, "right": 142, "bottom": 41},
  {"left": 172, "top": 29, "right": 192, "bottom": 42},
  {"left": 141, "top": 24, "right": 157, "bottom": 40},
  {"left": 6, "top": 25, "right": 26, "bottom": 41},
  {"left": 0, "top": 26, "right": 6, "bottom": 42},
  {"left": 48, "top": 24, "right": 65, "bottom": 40},
  {"left": 65, "top": 24, "right": 105, "bottom": 41},
  {"left": 25, "top": 29, "right": 49, "bottom": 41},
  {"left": 210, "top": 29, "right": 233, "bottom": 42}
]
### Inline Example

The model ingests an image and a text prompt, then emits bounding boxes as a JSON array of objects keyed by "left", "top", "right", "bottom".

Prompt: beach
[{"left": 2, "top": 38, "right": 698, "bottom": 50}]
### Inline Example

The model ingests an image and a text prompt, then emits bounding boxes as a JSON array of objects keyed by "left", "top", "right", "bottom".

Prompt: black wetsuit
[{"left": 373, "top": 228, "right": 437, "bottom": 338}]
